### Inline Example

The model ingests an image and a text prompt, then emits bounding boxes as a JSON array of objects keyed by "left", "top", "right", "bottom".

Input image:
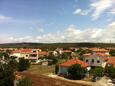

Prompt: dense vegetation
[
  {"left": 109, "top": 50, "right": 115, "bottom": 56},
  {"left": 0, "top": 43, "right": 115, "bottom": 49},
  {"left": 90, "top": 67, "right": 104, "bottom": 77},
  {"left": 0, "top": 52, "right": 16, "bottom": 86},
  {"left": 18, "top": 58, "right": 30, "bottom": 71},
  {"left": 106, "top": 66, "right": 115, "bottom": 78},
  {"left": 0, "top": 52, "right": 31, "bottom": 86},
  {"left": 68, "top": 64, "right": 87, "bottom": 80}
]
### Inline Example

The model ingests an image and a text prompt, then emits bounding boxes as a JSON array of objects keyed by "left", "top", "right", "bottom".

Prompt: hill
[{"left": 0, "top": 42, "right": 115, "bottom": 49}]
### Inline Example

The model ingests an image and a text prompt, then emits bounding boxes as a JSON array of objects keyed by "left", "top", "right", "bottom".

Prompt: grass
[{"left": 28, "top": 65, "right": 55, "bottom": 75}]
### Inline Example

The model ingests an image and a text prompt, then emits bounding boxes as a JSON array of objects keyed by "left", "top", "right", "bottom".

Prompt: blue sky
[{"left": 0, "top": 0, "right": 115, "bottom": 43}]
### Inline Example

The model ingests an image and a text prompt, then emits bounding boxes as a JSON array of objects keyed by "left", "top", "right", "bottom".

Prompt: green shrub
[
  {"left": 109, "top": 50, "right": 115, "bottom": 56},
  {"left": 90, "top": 67, "right": 104, "bottom": 77},
  {"left": 68, "top": 64, "right": 87, "bottom": 80},
  {"left": 107, "top": 66, "right": 115, "bottom": 78},
  {"left": 0, "top": 64, "right": 15, "bottom": 86},
  {"left": 18, "top": 58, "right": 30, "bottom": 71}
]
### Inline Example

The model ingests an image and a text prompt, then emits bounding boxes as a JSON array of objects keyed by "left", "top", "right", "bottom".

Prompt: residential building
[
  {"left": 11, "top": 49, "right": 39, "bottom": 63},
  {"left": 107, "top": 57, "right": 115, "bottom": 67},
  {"left": 58, "top": 58, "right": 90, "bottom": 75},
  {"left": 83, "top": 53, "right": 108, "bottom": 68}
]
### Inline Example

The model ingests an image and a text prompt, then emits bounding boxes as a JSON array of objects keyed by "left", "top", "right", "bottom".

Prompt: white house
[{"left": 58, "top": 58, "right": 90, "bottom": 75}]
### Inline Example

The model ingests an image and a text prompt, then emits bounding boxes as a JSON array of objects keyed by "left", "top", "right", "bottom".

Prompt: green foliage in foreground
[
  {"left": 0, "top": 64, "right": 15, "bottom": 86},
  {"left": 68, "top": 64, "right": 87, "bottom": 80},
  {"left": 17, "top": 77, "right": 32, "bottom": 86},
  {"left": 90, "top": 67, "right": 104, "bottom": 77},
  {"left": 0, "top": 52, "right": 31, "bottom": 86},
  {"left": 0, "top": 52, "right": 18, "bottom": 86}
]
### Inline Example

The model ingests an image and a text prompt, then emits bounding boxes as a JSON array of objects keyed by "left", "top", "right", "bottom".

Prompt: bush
[
  {"left": 0, "top": 52, "right": 16, "bottom": 86},
  {"left": 18, "top": 58, "right": 30, "bottom": 71},
  {"left": 107, "top": 66, "right": 115, "bottom": 78},
  {"left": 68, "top": 64, "right": 87, "bottom": 80},
  {"left": 0, "top": 64, "right": 15, "bottom": 86},
  {"left": 17, "top": 77, "right": 32, "bottom": 86},
  {"left": 109, "top": 50, "right": 115, "bottom": 56},
  {"left": 8, "top": 59, "right": 18, "bottom": 72},
  {"left": 44, "top": 55, "right": 58, "bottom": 65},
  {"left": 90, "top": 67, "right": 104, "bottom": 77}
]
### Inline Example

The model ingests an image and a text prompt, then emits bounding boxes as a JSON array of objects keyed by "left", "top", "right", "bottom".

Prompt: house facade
[
  {"left": 11, "top": 49, "right": 39, "bottom": 63},
  {"left": 58, "top": 58, "right": 90, "bottom": 75},
  {"left": 83, "top": 53, "right": 108, "bottom": 68}
]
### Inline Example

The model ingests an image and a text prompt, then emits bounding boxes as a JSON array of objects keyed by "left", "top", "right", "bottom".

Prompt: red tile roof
[
  {"left": 60, "top": 58, "right": 89, "bottom": 68},
  {"left": 83, "top": 53, "right": 108, "bottom": 61},
  {"left": 89, "top": 48, "right": 109, "bottom": 52},
  {"left": 107, "top": 57, "right": 115, "bottom": 66},
  {"left": 13, "top": 49, "right": 32, "bottom": 53},
  {"left": 21, "top": 49, "right": 32, "bottom": 53},
  {"left": 38, "top": 51, "right": 48, "bottom": 56}
]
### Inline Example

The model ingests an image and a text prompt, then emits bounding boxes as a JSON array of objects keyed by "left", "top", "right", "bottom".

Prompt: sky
[{"left": 0, "top": 0, "right": 115, "bottom": 43}]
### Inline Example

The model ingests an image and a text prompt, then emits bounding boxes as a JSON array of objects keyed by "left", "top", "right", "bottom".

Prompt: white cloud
[
  {"left": 37, "top": 28, "right": 44, "bottom": 33},
  {"left": 108, "top": 21, "right": 115, "bottom": 26},
  {"left": 29, "top": 26, "right": 44, "bottom": 33},
  {"left": 74, "top": 0, "right": 115, "bottom": 20},
  {"left": 0, "top": 15, "right": 12, "bottom": 20},
  {"left": 0, "top": 34, "right": 14, "bottom": 43},
  {"left": 90, "top": 0, "right": 115, "bottom": 20},
  {"left": 73, "top": 9, "right": 89, "bottom": 16},
  {"left": 1, "top": 21, "right": 115, "bottom": 43},
  {"left": 109, "top": 8, "right": 115, "bottom": 15}
]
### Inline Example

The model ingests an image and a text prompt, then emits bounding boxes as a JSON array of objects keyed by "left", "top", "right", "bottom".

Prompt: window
[
  {"left": 97, "top": 60, "right": 100, "bottom": 63},
  {"left": 30, "top": 54, "right": 37, "bottom": 57},
  {"left": 86, "top": 59, "right": 88, "bottom": 62},
  {"left": 92, "top": 59, "right": 94, "bottom": 63},
  {"left": 33, "top": 50, "right": 36, "bottom": 53}
]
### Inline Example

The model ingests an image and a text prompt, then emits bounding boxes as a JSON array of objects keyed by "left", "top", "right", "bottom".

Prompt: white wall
[{"left": 58, "top": 66, "right": 68, "bottom": 74}]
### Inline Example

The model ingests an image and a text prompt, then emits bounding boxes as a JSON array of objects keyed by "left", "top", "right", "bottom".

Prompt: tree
[
  {"left": 75, "top": 49, "right": 86, "bottom": 56},
  {"left": 18, "top": 58, "right": 30, "bottom": 71},
  {"left": 0, "top": 52, "right": 10, "bottom": 62},
  {"left": 55, "top": 64, "right": 59, "bottom": 74},
  {"left": 0, "top": 52, "right": 17, "bottom": 86},
  {"left": 8, "top": 59, "right": 18, "bottom": 72},
  {"left": 106, "top": 66, "right": 115, "bottom": 78},
  {"left": 90, "top": 67, "right": 104, "bottom": 77},
  {"left": 44, "top": 55, "right": 58, "bottom": 65},
  {"left": 68, "top": 64, "right": 87, "bottom": 80},
  {"left": 17, "top": 77, "right": 32, "bottom": 86},
  {"left": 0, "top": 64, "right": 15, "bottom": 86},
  {"left": 109, "top": 50, "right": 115, "bottom": 56}
]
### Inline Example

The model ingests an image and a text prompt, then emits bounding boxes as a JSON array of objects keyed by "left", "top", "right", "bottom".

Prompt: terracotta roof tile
[
  {"left": 38, "top": 51, "right": 48, "bottom": 55},
  {"left": 60, "top": 58, "right": 89, "bottom": 68},
  {"left": 107, "top": 57, "right": 115, "bottom": 66},
  {"left": 13, "top": 49, "right": 32, "bottom": 53},
  {"left": 83, "top": 53, "right": 108, "bottom": 61}
]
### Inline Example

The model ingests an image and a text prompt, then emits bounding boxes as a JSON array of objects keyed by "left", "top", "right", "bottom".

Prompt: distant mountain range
[{"left": 0, "top": 42, "right": 115, "bottom": 49}]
